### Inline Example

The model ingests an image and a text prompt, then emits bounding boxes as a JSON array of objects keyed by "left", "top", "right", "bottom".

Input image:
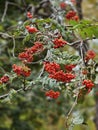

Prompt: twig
[
  {"left": 0, "top": 32, "right": 12, "bottom": 38},
  {"left": 0, "top": 88, "right": 22, "bottom": 99},
  {"left": 65, "top": 93, "right": 79, "bottom": 128},
  {"left": 76, "top": 0, "right": 83, "bottom": 19},
  {"left": 23, "top": 77, "right": 26, "bottom": 91},
  {"left": 27, "top": 60, "right": 42, "bottom": 65},
  {"left": 67, "top": 95, "right": 78, "bottom": 118},
  {"left": 67, "top": 37, "right": 95, "bottom": 46},
  {"left": 1, "top": 1, "right": 8, "bottom": 22},
  {"left": 79, "top": 40, "right": 85, "bottom": 64},
  {"left": 38, "top": 50, "right": 51, "bottom": 78},
  {"left": 0, "top": 84, "right": 33, "bottom": 100},
  {"left": 1, "top": 1, "right": 24, "bottom": 22},
  {"left": 12, "top": 36, "right": 16, "bottom": 57}
]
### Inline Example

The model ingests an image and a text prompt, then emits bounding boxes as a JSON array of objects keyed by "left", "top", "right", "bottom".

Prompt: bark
[{"left": 76, "top": 0, "right": 83, "bottom": 19}]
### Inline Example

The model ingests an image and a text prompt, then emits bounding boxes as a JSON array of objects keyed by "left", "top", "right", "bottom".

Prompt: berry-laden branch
[{"left": 0, "top": 0, "right": 97, "bottom": 129}]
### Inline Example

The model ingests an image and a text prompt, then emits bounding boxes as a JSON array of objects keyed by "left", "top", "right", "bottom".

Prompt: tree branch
[
  {"left": 1, "top": 1, "right": 24, "bottom": 22},
  {"left": 76, "top": 0, "right": 83, "bottom": 19},
  {"left": 0, "top": 88, "right": 22, "bottom": 99}
]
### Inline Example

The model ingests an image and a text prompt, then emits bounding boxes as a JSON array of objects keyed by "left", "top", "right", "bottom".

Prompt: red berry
[
  {"left": 66, "top": 10, "right": 79, "bottom": 21},
  {"left": 12, "top": 64, "right": 31, "bottom": 77},
  {"left": 44, "top": 62, "right": 60, "bottom": 74},
  {"left": 85, "top": 50, "right": 96, "bottom": 61},
  {"left": 27, "top": 12, "right": 31, "bottom": 16},
  {"left": 60, "top": 2, "right": 67, "bottom": 9},
  {"left": 53, "top": 38, "right": 67, "bottom": 48},
  {"left": 82, "top": 79, "right": 94, "bottom": 89},
  {"left": 27, "top": 12, "right": 33, "bottom": 19},
  {"left": 27, "top": 27, "right": 38, "bottom": 33},
  {"left": 25, "top": 25, "right": 30, "bottom": 29},
  {"left": 45, "top": 90, "right": 60, "bottom": 99},
  {"left": 0, "top": 75, "right": 9, "bottom": 84},
  {"left": 18, "top": 52, "right": 33, "bottom": 63},
  {"left": 72, "top": 15, "right": 79, "bottom": 21},
  {"left": 65, "top": 64, "right": 76, "bottom": 72}
]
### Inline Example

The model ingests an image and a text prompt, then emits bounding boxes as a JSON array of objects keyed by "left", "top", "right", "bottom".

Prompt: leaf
[
  {"left": 23, "top": 20, "right": 31, "bottom": 26},
  {"left": 1, "top": 97, "right": 11, "bottom": 104},
  {"left": 93, "top": 27, "right": 98, "bottom": 38},
  {"left": 72, "top": 111, "right": 84, "bottom": 125},
  {"left": 8, "top": 89, "right": 17, "bottom": 100},
  {"left": 23, "top": 34, "right": 30, "bottom": 44}
]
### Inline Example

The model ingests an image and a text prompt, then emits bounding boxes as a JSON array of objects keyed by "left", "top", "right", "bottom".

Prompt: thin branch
[
  {"left": 65, "top": 93, "right": 79, "bottom": 127},
  {"left": 0, "top": 84, "right": 33, "bottom": 100},
  {"left": 1, "top": 1, "right": 8, "bottom": 22},
  {"left": 76, "top": 0, "right": 83, "bottom": 19},
  {"left": 1, "top": 1, "right": 24, "bottom": 22},
  {"left": 27, "top": 60, "right": 42, "bottom": 65},
  {"left": 79, "top": 40, "right": 85, "bottom": 64},
  {"left": 0, "top": 32, "right": 12, "bottom": 38},
  {"left": 23, "top": 77, "right": 26, "bottom": 91},
  {"left": 38, "top": 50, "right": 51, "bottom": 78},
  {"left": 67, "top": 94, "right": 78, "bottom": 118},
  {"left": 0, "top": 88, "right": 22, "bottom": 99},
  {"left": 12, "top": 36, "right": 16, "bottom": 57},
  {"left": 67, "top": 37, "right": 96, "bottom": 46}
]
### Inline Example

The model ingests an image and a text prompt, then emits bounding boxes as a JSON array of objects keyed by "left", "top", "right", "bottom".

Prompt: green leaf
[
  {"left": 8, "top": 89, "right": 17, "bottom": 100},
  {"left": 1, "top": 97, "right": 11, "bottom": 104},
  {"left": 93, "top": 27, "right": 98, "bottom": 38},
  {"left": 72, "top": 112, "right": 84, "bottom": 125},
  {"left": 23, "top": 34, "right": 30, "bottom": 44}
]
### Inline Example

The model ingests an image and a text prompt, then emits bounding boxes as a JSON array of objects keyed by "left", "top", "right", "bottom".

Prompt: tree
[{"left": 0, "top": 0, "right": 98, "bottom": 130}]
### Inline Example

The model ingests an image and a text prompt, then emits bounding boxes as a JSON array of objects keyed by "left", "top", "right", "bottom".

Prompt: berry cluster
[
  {"left": 25, "top": 26, "right": 38, "bottom": 33},
  {"left": 50, "top": 70, "right": 75, "bottom": 83},
  {"left": 60, "top": 2, "right": 67, "bottom": 9},
  {"left": 0, "top": 75, "right": 9, "bottom": 84},
  {"left": 53, "top": 38, "right": 67, "bottom": 48},
  {"left": 82, "top": 79, "right": 94, "bottom": 89},
  {"left": 18, "top": 52, "right": 33, "bottom": 63},
  {"left": 27, "top": 12, "right": 33, "bottom": 19},
  {"left": 44, "top": 62, "right": 60, "bottom": 74},
  {"left": 66, "top": 10, "right": 79, "bottom": 21},
  {"left": 45, "top": 90, "right": 60, "bottom": 99},
  {"left": 26, "top": 42, "right": 44, "bottom": 54},
  {"left": 44, "top": 62, "right": 75, "bottom": 82},
  {"left": 12, "top": 64, "right": 31, "bottom": 77},
  {"left": 18, "top": 41, "right": 43, "bottom": 63},
  {"left": 85, "top": 50, "right": 96, "bottom": 61},
  {"left": 65, "top": 64, "right": 76, "bottom": 72}
]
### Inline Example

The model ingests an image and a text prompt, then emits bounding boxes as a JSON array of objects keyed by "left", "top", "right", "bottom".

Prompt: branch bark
[{"left": 76, "top": 0, "right": 83, "bottom": 19}]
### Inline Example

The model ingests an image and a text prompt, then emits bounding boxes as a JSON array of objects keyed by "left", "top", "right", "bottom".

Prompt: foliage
[{"left": 0, "top": 0, "right": 98, "bottom": 130}]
